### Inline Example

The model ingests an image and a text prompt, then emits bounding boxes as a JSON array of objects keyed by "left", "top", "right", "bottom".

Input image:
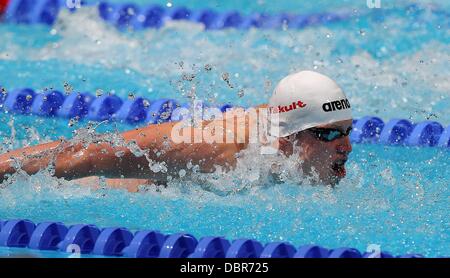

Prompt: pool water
[{"left": 0, "top": 1, "right": 449, "bottom": 257}]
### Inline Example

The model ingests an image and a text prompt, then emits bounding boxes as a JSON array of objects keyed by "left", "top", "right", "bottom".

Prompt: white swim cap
[{"left": 269, "top": 70, "right": 352, "bottom": 137}]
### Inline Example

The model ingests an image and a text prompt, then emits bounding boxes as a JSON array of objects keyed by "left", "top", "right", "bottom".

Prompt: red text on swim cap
[{"left": 270, "top": 100, "right": 306, "bottom": 113}]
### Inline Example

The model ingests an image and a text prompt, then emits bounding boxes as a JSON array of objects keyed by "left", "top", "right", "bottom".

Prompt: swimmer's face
[{"left": 293, "top": 119, "right": 353, "bottom": 186}]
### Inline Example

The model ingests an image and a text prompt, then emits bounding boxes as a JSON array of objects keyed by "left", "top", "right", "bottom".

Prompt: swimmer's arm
[
  {"left": 0, "top": 121, "right": 239, "bottom": 182},
  {"left": 87, "top": 106, "right": 267, "bottom": 179},
  {"left": 84, "top": 120, "right": 243, "bottom": 180},
  {"left": 0, "top": 106, "right": 263, "bottom": 182}
]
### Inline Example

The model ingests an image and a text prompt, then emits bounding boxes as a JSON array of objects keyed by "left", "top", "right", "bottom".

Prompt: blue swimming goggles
[{"left": 307, "top": 126, "right": 353, "bottom": 142}]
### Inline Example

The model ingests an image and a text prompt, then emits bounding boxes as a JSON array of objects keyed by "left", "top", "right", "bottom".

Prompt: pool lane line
[
  {"left": 0, "top": 219, "right": 425, "bottom": 258},
  {"left": 1, "top": 0, "right": 438, "bottom": 31},
  {"left": 0, "top": 87, "right": 449, "bottom": 148}
]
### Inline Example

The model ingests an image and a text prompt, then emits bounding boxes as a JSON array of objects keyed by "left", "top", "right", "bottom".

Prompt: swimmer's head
[{"left": 268, "top": 70, "right": 353, "bottom": 185}]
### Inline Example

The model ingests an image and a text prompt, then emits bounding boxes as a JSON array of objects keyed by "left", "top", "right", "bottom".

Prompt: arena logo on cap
[
  {"left": 269, "top": 100, "right": 306, "bottom": 114},
  {"left": 322, "top": 98, "right": 351, "bottom": 112}
]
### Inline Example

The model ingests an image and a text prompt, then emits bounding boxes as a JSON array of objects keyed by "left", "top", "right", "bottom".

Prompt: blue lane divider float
[
  {"left": 379, "top": 119, "right": 415, "bottom": 145},
  {"left": 225, "top": 239, "right": 263, "bottom": 258},
  {"left": 113, "top": 97, "right": 149, "bottom": 123},
  {"left": 189, "top": 236, "right": 230, "bottom": 258},
  {"left": 350, "top": 116, "right": 385, "bottom": 144},
  {"left": 0, "top": 218, "right": 426, "bottom": 258},
  {"left": 438, "top": 125, "right": 450, "bottom": 148},
  {"left": 122, "top": 230, "right": 165, "bottom": 258},
  {"left": 406, "top": 121, "right": 444, "bottom": 147},
  {"left": 349, "top": 116, "right": 448, "bottom": 148},
  {"left": 328, "top": 247, "right": 362, "bottom": 258},
  {"left": 1, "top": 0, "right": 354, "bottom": 31},
  {"left": 31, "top": 90, "right": 65, "bottom": 116},
  {"left": 0, "top": 86, "right": 448, "bottom": 148},
  {"left": 56, "top": 92, "right": 93, "bottom": 118},
  {"left": 2, "top": 0, "right": 62, "bottom": 25},
  {"left": 3, "top": 88, "right": 36, "bottom": 114},
  {"left": 294, "top": 244, "right": 330, "bottom": 258},
  {"left": 87, "top": 94, "right": 123, "bottom": 121},
  {"left": 57, "top": 224, "right": 100, "bottom": 254},
  {"left": 28, "top": 222, "right": 68, "bottom": 250},
  {"left": 2, "top": 0, "right": 447, "bottom": 32},
  {"left": 159, "top": 233, "right": 198, "bottom": 258},
  {"left": 0, "top": 219, "right": 36, "bottom": 247},
  {"left": 92, "top": 227, "right": 133, "bottom": 256},
  {"left": 260, "top": 242, "right": 296, "bottom": 258}
]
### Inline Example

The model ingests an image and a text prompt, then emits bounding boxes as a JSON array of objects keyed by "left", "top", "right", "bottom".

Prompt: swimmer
[{"left": 0, "top": 71, "right": 353, "bottom": 191}]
